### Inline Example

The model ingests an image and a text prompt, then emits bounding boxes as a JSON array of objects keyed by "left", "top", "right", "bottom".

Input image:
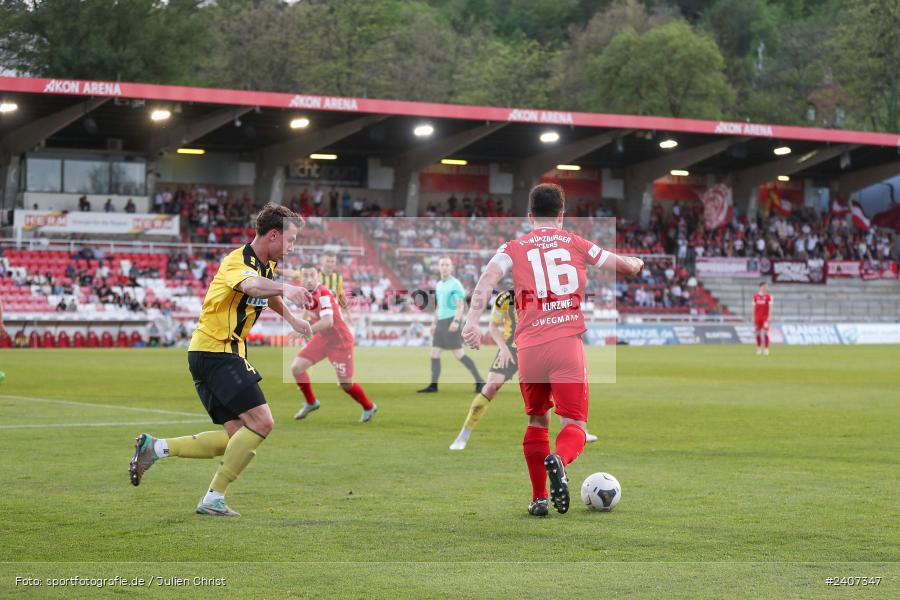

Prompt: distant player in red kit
[
  {"left": 291, "top": 264, "right": 377, "bottom": 422},
  {"left": 753, "top": 282, "right": 773, "bottom": 355},
  {"left": 462, "top": 184, "right": 644, "bottom": 517}
]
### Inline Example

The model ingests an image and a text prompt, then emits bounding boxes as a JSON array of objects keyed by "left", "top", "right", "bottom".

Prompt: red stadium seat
[
  {"left": 28, "top": 331, "right": 41, "bottom": 348},
  {"left": 86, "top": 331, "right": 100, "bottom": 348},
  {"left": 43, "top": 331, "right": 56, "bottom": 348},
  {"left": 101, "top": 331, "right": 114, "bottom": 348},
  {"left": 0, "top": 333, "right": 11, "bottom": 348},
  {"left": 130, "top": 331, "right": 143, "bottom": 346},
  {"left": 116, "top": 331, "right": 128, "bottom": 348},
  {"left": 57, "top": 331, "right": 72, "bottom": 348},
  {"left": 72, "top": 331, "right": 85, "bottom": 348}
]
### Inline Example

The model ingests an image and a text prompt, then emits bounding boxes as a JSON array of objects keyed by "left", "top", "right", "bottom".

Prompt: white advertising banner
[
  {"left": 836, "top": 323, "right": 900, "bottom": 345},
  {"left": 695, "top": 257, "right": 762, "bottom": 278},
  {"left": 14, "top": 210, "right": 179, "bottom": 236}
]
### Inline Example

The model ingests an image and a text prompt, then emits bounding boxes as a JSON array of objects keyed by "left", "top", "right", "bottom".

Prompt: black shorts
[
  {"left": 489, "top": 346, "right": 518, "bottom": 380},
  {"left": 188, "top": 351, "right": 266, "bottom": 425},
  {"left": 432, "top": 317, "right": 463, "bottom": 350}
]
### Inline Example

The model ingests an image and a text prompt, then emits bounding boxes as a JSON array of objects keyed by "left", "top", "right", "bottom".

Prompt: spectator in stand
[
  {"left": 78, "top": 195, "right": 91, "bottom": 212},
  {"left": 104, "top": 198, "right": 114, "bottom": 212},
  {"left": 125, "top": 198, "right": 136, "bottom": 213}
]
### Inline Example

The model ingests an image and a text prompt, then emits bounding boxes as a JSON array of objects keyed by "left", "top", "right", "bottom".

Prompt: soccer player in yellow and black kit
[
  {"left": 449, "top": 290, "right": 598, "bottom": 450},
  {"left": 129, "top": 203, "right": 313, "bottom": 517}
]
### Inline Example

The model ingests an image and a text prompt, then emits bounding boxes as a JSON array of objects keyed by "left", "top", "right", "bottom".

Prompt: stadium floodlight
[
  {"left": 150, "top": 109, "right": 171, "bottom": 122},
  {"left": 777, "top": 175, "right": 790, "bottom": 182},
  {"left": 290, "top": 117, "right": 310, "bottom": 129},
  {"left": 659, "top": 139, "right": 678, "bottom": 149},
  {"left": 441, "top": 159, "right": 467, "bottom": 166},
  {"left": 540, "top": 131, "right": 559, "bottom": 143},
  {"left": 176, "top": 148, "right": 205, "bottom": 155},
  {"left": 413, "top": 124, "right": 434, "bottom": 137},
  {"left": 773, "top": 146, "right": 792, "bottom": 155},
  {"left": 0, "top": 102, "right": 18, "bottom": 113},
  {"left": 310, "top": 153, "right": 338, "bottom": 160},
  {"left": 556, "top": 164, "right": 581, "bottom": 171},
  {"left": 670, "top": 169, "right": 690, "bottom": 177}
]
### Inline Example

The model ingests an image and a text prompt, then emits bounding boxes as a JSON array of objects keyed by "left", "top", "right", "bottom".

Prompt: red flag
[
  {"left": 702, "top": 183, "right": 733, "bottom": 230},
  {"left": 831, "top": 199, "right": 850, "bottom": 217},
  {"left": 851, "top": 201, "right": 871, "bottom": 231}
]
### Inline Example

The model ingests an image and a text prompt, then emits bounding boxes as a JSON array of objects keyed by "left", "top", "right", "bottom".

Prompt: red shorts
[
  {"left": 297, "top": 334, "right": 355, "bottom": 379},
  {"left": 754, "top": 318, "right": 769, "bottom": 331},
  {"left": 517, "top": 335, "right": 589, "bottom": 421}
]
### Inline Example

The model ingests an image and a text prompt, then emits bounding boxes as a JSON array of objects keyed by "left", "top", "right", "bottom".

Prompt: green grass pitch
[{"left": 0, "top": 345, "right": 897, "bottom": 598}]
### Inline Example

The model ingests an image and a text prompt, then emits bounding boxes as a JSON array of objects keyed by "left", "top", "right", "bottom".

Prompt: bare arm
[
  {"left": 269, "top": 295, "right": 312, "bottom": 337},
  {"left": 238, "top": 276, "right": 312, "bottom": 307},
  {"left": 237, "top": 276, "right": 288, "bottom": 299},
  {"left": 461, "top": 262, "right": 504, "bottom": 349},
  {"left": 596, "top": 251, "right": 644, "bottom": 276},
  {"left": 309, "top": 313, "right": 334, "bottom": 334},
  {"left": 488, "top": 320, "right": 511, "bottom": 354}
]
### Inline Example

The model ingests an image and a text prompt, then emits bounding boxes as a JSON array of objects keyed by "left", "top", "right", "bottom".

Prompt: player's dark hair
[
  {"left": 323, "top": 251, "right": 337, "bottom": 259},
  {"left": 300, "top": 263, "right": 318, "bottom": 271},
  {"left": 760, "top": 281, "right": 767, "bottom": 288},
  {"left": 529, "top": 183, "right": 565, "bottom": 218},
  {"left": 255, "top": 203, "right": 303, "bottom": 236}
]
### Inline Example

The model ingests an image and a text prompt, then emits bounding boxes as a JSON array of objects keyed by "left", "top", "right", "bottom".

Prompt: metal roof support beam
[
  {"left": 256, "top": 114, "right": 387, "bottom": 169},
  {"left": 732, "top": 144, "right": 859, "bottom": 218},
  {"left": 623, "top": 137, "right": 741, "bottom": 224},
  {"left": 147, "top": 107, "right": 254, "bottom": 156},
  {"left": 0, "top": 97, "right": 110, "bottom": 163},
  {"left": 391, "top": 122, "right": 509, "bottom": 215},
  {"left": 511, "top": 129, "right": 628, "bottom": 215},
  {"left": 835, "top": 159, "right": 900, "bottom": 197},
  {"left": 254, "top": 114, "right": 386, "bottom": 206}
]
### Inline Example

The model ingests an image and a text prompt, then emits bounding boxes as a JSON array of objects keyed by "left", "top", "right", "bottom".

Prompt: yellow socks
[
  {"left": 463, "top": 393, "right": 491, "bottom": 430},
  {"left": 165, "top": 431, "right": 229, "bottom": 459},
  {"left": 208, "top": 427, "right": 266, "bottom": 494}
]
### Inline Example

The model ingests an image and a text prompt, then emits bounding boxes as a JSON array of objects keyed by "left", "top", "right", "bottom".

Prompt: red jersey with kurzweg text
[
  {"left": 753, "top": 292, "right": 772, "bottom": 322},
  {"left": 309, "top": 284, "right": 354, "bottom": 347},
  {"left": 491, "top": 227, "right": 610, "bottom": 349}
]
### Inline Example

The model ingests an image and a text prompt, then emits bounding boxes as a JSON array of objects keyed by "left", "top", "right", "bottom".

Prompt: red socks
[
  {"left": 764, "top": 332, "right": 769, "bottom": 349},
  {"left": 523, "top": 426, "right": 550, "bottom": 501},
  {"left": 344, "top": 383, "right": 373, "bottom": 410},
  {"left": 295, "top": 371, "right": 316, "bottom": 405},
  {"left": 756, "top": 333, "right": 761, "bottom": 348},
  {"left": 555, "top": 424, "right": 587, "bottom": 466}
]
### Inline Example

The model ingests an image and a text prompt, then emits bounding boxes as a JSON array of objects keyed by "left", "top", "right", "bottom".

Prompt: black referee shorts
[
  {"left": 188, "top": 351, "right": 267, "bottom": 425},
  {"left": 432, "top": 317, "right": 463, "bottom": 350}
]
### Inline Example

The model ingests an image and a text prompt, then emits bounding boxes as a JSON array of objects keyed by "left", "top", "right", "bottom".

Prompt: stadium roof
[{"left": 1, "top": 75, "right": 898, "bottom": 184}]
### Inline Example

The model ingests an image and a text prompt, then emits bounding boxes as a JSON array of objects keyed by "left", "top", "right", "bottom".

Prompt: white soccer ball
[{"left": 580, "top": 472, "right": 621, "bottom": 511}]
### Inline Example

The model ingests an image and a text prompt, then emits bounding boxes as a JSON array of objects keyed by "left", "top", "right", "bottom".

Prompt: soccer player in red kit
[
  {"left": 291, "top": 264, "right": 377, "bottom": 422},
  {"left": 753, "top": 282, "right": 773, "bottom": 355},
  {"left": 462, "top": 184, "right": 644, "bottom": 516}
]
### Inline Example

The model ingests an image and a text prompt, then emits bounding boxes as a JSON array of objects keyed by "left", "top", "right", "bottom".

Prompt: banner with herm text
[
  {"left": 696, "top": 257, "right": 761, "bottom": 278},
  {"left": 14, "top": 210, "right": 180, "bottom": 236}
]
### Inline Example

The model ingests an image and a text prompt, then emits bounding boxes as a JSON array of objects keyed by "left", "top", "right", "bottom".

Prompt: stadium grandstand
[{"left": 1, "top": 75, "right": 898, "bottom": 348}]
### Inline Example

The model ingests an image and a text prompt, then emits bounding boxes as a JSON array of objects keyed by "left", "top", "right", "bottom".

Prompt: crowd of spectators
[{"left": 617, "top": 200, "right": 897, "bottom": 264}]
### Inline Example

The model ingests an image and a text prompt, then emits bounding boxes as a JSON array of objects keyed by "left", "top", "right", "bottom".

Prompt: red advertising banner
[
  {"left": 652, "top": 174, "right": 706, "bottom": 202},
  {"left": 826, "top": 260, "right": 862, "bottom": 278},
  {"left": 759, "top": 179, "right": 805, "bottom": 217},
  {"left": 861, "top": 260, "right": 899, "bottom": 280},
  {"left": 539, "top": 167, "right": 602, "bottom": 197},
  {"left": 419, "top": 164, "right": 489, "bottom": 194},
  {"left": 772, "top": 259, "right": 826, "bottom": 284}
]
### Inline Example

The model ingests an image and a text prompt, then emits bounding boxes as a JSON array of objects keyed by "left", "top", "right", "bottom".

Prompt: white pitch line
[
  {"left": 0, "top": 419, "right": 209, "bottom": 430},
  {"left": 0, "top": 394, "right": 203, "bottom": 418}
]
